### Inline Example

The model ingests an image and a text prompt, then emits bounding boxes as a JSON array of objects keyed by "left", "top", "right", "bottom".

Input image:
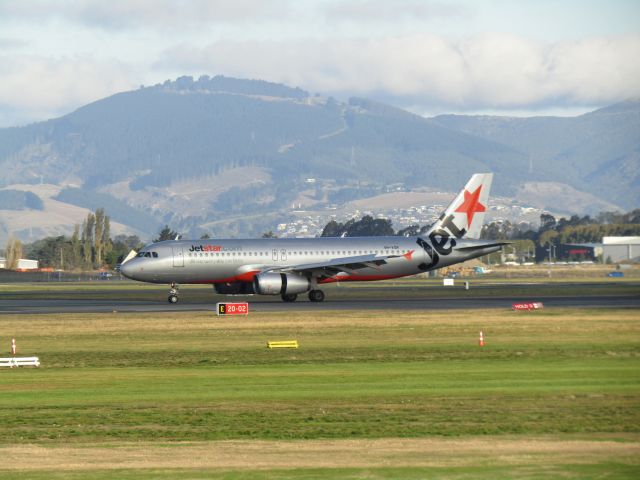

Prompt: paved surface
[{"left": 0, "top": 294, "right": 638, "bottom": 314}]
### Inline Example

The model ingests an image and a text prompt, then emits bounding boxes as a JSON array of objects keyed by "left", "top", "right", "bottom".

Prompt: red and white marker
[
  {"left": 11, "top": 338, "right": 16, "bottom": 356},
  {"left": 479, "top": 331, "right": 485, "bottom": 347}
]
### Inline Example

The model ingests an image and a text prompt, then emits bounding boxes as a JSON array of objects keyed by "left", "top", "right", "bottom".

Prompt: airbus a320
[{"left": 120, "top": 173, "right": 505, "bottom": 303}]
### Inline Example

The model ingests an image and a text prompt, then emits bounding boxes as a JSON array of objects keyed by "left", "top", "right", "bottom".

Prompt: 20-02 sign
[{"left": 216, "top": 302, "right": 249, "bottom": 316}]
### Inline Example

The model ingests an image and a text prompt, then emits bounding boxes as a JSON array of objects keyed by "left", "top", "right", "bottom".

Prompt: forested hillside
[
  {"left": 434, "top": 100, "right": 640, "bottom": 207},
  {"left": 0, "top": 76, "right": 637, "bottom": 242}
]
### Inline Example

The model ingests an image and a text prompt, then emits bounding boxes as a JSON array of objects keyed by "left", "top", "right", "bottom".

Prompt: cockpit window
[
  {"left": 152, "top": 252, "right": 158, "bottom": 258},
  {"left": 137, "top": 252, "right": 156, "bottom": 258}
]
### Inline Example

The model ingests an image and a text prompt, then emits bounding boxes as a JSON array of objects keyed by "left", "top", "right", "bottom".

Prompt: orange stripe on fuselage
[{"left": 190, "top": 270, "right": 260, "bottom": 284}]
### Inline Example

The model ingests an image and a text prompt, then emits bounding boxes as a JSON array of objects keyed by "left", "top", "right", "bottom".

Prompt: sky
[{"left": 0, "top": 0, "right": 639, "bottom": 127}]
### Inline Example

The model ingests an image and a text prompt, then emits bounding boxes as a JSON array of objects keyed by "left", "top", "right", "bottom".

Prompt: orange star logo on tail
[{"left": 455, "top": 186, "right": 486, "bottom": 227}]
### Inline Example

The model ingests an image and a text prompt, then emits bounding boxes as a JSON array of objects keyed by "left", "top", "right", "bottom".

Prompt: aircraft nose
[{"left": 119, "top": 260, "right": 136, "bottom": 279}]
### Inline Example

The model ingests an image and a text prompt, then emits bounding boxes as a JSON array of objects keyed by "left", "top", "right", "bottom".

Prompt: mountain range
[{"left": 0, "top": 75, "right": 637, "bottom": 244}]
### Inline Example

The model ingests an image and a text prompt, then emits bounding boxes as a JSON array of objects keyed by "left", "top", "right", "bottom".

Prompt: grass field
[{"left": 1, "top": 292, "right": 639, "bottom": 477}]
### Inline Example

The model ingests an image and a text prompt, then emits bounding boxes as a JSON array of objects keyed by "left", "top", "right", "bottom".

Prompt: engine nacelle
[{"left": 253, "top": 272, "right": 311, "bottom": 295}]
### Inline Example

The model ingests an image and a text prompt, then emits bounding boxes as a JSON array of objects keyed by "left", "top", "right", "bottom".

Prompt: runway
[{"left": 0, "top": 294, "right": 638, "bottom": 314}]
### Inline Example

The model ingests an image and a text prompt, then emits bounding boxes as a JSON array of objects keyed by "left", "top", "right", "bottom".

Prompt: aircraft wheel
[
  {"left": 281, "top": 293, "right": 298, "bottom": 302},
  {"left": 168, "top": 294, "right": 179, "bottom": 304},
  {"left": 308, "top": 289, "right": 325, "bottom": 302}
]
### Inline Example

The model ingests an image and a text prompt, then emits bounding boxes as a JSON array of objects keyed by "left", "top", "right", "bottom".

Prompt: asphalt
[{"left": 0, "top": 294, "right": 638, "bottom": 314}]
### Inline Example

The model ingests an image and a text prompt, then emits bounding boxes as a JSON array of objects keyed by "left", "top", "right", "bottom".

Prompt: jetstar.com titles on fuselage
[{"left": 188, "top": 245, "right": 243, "bottom": 252}]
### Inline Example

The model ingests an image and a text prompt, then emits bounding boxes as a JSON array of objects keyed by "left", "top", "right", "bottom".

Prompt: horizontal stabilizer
[{"left": 455, "top": 242, "right": 510, "bottom": 252}]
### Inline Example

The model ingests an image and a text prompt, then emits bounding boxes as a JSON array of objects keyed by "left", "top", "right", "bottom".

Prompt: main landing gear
[
  {"left": 280, "top": 290, "right": 325, "bottom": 302},
  {"left": 308, "top": 289, "right": 325, "bottom": 302},
  {"left": 168, "top": 283, "right": 179, "bottom": 304}
]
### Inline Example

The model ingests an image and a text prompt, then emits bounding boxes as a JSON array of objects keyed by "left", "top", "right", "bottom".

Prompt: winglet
[{"left": 426, "top": 173, "right": 493, "bottom": 239}]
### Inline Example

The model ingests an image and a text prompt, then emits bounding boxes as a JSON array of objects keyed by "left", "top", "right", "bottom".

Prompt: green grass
[
  {"left": 0, "top": 304, "right": 638, "bottom": 477},
  {"left": 12, "top": 464, "right": 640, "bottom": 480},
  {"left": 2, "top": 359, "right": 638, "bottom": 442}
]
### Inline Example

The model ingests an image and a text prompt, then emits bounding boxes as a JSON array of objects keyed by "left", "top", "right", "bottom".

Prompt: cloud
[
  {"left": 0, "top": 37, "right": 30, "bottom": 49},
  {"left": 157, "top": 33, "right": 640, "bottom": 111},
  {"left": 2, "top": 31, "right": 639, "bottom": 127},
  {"left": 0, "top": 55, "right": 135, "bottom": 126},
  {"left": 324, "top": 0, "right": 468, "bottom": 22},
  {"left": 0, "top": 0, "right": 291, "bottom": 30}
]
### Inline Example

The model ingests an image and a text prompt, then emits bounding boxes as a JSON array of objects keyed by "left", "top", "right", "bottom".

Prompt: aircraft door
[
  {"left": 172, "top": 247, "right": 184, "bottom": 267},
  {"left": 281, "top": 249, "right": 287, "bottom": 261},
  {"left": 272, "top": 249, "right": 278, "bottom": 261}
]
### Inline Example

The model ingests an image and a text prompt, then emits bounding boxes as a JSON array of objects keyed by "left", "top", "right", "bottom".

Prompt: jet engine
[{"left": 253, "top": 272, "right": 311, "bottom": 295}]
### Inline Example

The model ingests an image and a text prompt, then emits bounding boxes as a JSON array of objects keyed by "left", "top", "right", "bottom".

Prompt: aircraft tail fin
[{"left": 426, "top": 173, "right": 493, "bottom": 239}]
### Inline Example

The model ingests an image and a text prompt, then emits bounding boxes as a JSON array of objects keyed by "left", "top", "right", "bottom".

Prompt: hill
[
  {"left": 434, "top": 100, "right": 640, "bottom": 208},
  {"left": 0, "top": 76, "right": 637, "bottom": 243}
]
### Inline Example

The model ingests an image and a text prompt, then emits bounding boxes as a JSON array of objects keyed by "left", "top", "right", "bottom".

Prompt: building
[
  {"left": 602, "top": 237, "right": 640, "bottom": 263},
  {"left": 0, "top": 257, "right": 39, "bottom": 270}
]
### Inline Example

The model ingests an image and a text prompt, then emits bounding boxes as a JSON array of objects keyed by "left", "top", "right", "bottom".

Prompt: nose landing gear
[{"left": 168, "top": 283, "right": 179, "bottom": 303}]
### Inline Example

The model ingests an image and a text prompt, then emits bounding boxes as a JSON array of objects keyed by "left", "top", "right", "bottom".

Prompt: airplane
[{"left": 120, "top": 173, "right": 505, "bottom": 303}]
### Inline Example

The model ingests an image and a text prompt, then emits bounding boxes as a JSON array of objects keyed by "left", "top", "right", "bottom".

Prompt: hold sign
[
  {"left": 217, "top": 302, "right": 249, "bottom": 316},
  {"left": 512, "top": 302, "right": 544, "bottom": 311}
]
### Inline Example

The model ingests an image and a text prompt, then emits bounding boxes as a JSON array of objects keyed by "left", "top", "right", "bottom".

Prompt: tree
[
  {"left": 4, "top": 237, "right": 22, "bottom": 270},
  {"left": 539, "top": 213, "right": 556, "bottom": 231},
  {"left": 261, "top": 231, "right": 277, "bottom": 238},
  {"left": 82, "top": 213, "right": 95, "bottom": 268},
  {"left": 102, "top": 215, "right": 112, "bottom": 265},
  {"left": 154, "top": 225, "right": 178, "bottom": 242},
  {"left": 512, "top": 239, "right": 535, "bottom": 263},
  {"left": 106, "top": 234, "right": 144, "bottom": 268},
  {"left": 23, "top": 236, "right": 67, "bottom": 269},
  {"left": 396, "top": 225, "right": 419, "bottom": 236},
  {"left": 71, "top": 224, "right": 82, "bottom": 268},
  {"left": 538, "top": 230, "right": 559, "bottom": 248},
  {"left": 321, "top": 216, "right": 395, "bottom": 237},
  {"left": 321, "top": 220, "right": 343, "bottom": 237},
  {"left": 94, "top": 208, "right": 105, "bottom": 266}
]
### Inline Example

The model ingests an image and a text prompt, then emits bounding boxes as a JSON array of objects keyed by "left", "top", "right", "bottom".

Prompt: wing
[{"left": 262, "top": 253, "right": 394, "bottom": 279}]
